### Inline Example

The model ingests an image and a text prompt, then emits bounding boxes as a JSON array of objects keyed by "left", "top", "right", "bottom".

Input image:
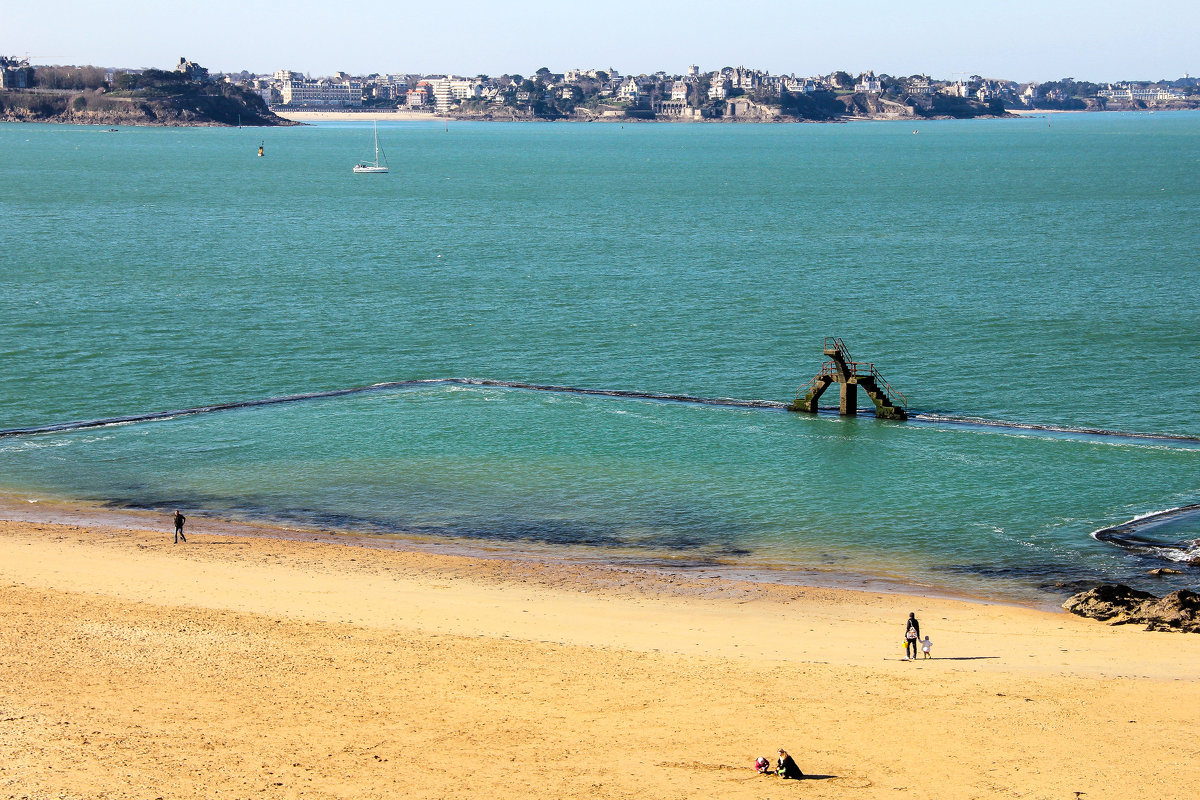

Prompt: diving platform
[{"left": 789, "top": 337, "right": 908, "bottom": 420}]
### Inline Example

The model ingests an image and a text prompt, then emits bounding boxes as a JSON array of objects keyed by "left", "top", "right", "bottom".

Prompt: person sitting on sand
[
  {"left": 776, "top": 749, "right": 803, "bottom": 779},
  {"left": 754, "top": 756, "right": 771, "bottom": 774},
  {"left": 173, "top": 510, "right": 186, "bottom": 544},
  {"left": 921, "top": 635, "right": 933, "bottom": 659}
]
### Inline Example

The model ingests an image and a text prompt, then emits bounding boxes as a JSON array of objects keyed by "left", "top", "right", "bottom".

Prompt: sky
[{"left": 5, "top": 1, "right": 1197, "bottom": 83}]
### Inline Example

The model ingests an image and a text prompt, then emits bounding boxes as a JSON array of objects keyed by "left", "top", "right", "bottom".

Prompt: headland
[{"left": 0, "top": 58, "right": 294, "bottom": 126}]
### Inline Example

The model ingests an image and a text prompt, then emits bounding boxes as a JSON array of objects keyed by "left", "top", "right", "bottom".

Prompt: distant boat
[{"left": 353, "top": 122, "right": 389, "bottom": 174}]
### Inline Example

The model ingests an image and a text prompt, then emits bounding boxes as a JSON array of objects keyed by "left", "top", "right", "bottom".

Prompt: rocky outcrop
[
  {"left": 1094, "top": 97, "right": 1200, "bottom": 112},
  {"left": 0, "top": 86, "right": 296, "bottom": 126},
  {"left": 1063, "top": 584, "right": 1200, "bottom": 632},
  {"left": 453, "top": 106, "right": 534, "bottom": 121},
  {"left": 839, "top": 92, "right": 916, "bottom": 118},
  {"left": 1062, "top": 584, "right": 1156, "bottom": 620},
  {"left": 723, "top": 98, "right": 782, "bottom": 121}
]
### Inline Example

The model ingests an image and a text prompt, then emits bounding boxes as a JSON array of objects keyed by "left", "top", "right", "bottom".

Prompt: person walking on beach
[
  {"left": 904, "top": 612, "right": 920, "bottom": 660},
  {"left": 173, "top": 510, "right": 186, "bottom": 544},
  {"left": 921, "top": 635, "right": 933, "bottom": 659}
]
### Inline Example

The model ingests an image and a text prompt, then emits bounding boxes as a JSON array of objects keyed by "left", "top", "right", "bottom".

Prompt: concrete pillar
[{"left": 839, "top": 381, "right": 857, "bottom": 416}]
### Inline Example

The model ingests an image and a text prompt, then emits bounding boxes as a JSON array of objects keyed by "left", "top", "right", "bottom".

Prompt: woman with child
[{"left": 904, "top": 612, "right": 921, "bottom": 659}]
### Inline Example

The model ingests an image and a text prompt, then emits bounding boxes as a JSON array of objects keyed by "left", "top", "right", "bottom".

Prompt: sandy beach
[
  {"left": 274, "top": 109, "right": 443, "bottom": 122},
  {"left": 1, "top": 514, "right": 1198, "bottom": 800}
]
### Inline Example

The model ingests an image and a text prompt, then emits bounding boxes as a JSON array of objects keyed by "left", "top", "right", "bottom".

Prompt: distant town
[
  {"left": 2, "top": 55, "right": 1197, "bottom": 124},
  {"left": 258, "top": 65, "right": 1199, "bottom": 120}
]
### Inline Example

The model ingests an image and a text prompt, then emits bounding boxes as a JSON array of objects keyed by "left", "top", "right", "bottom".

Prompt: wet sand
[{"left": 1, "top": 515, "right": 1198, "bottom": 799}]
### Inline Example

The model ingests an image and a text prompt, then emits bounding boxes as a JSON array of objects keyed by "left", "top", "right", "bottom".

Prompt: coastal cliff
[
  {"left": 0, "top": 59, "right": 296, "bottom": 127},
  {"left": 0, "top": 89, "right": 296, "bottom": 126},
  {"left": 440, "top": 90, "right": 1005, "bottom": 123}
]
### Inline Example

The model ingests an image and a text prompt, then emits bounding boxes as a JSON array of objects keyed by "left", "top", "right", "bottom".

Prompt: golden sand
[
  {"left": 275, "top": 110, "right": 441, "bottom": 122},
  {"left": 1, "top": 517, "right": 1197, "bottom": 799}
]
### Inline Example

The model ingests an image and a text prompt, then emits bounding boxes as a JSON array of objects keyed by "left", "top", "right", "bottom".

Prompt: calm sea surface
[{"left": 2, "top": 112, "right": 1198, "bottom": 602}]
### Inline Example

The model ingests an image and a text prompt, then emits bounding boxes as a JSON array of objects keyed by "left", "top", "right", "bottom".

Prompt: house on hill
[
  {"left": 0, "top": 56, "right": 34, "bottom": 89},
  {"left": 174, "top": 57, "right": 210, "bottom": 83},
  {"left": 855, "top": 72, "right": 882, "bottom": 93},
  {"left": 905, "top": 77, "right": 933, "bottom": 95}
]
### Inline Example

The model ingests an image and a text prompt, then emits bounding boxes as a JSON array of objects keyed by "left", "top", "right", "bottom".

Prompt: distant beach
[{"left": 275, "top": 109, "right": 443, "bottom": 122}]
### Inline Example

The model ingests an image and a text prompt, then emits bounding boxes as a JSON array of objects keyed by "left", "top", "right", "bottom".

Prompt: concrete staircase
[{"left": 789, "top": 338, "right": 907, "bottom": 420}]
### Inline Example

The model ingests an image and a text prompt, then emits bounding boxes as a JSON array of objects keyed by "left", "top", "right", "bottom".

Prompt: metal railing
[
  {"left": 797, "top": 355, "right": 908, "bottom": 410},
  {"left": 823, "top": 336, "right": 852, "bottom": 363},
  {"left": 865, "top": 363, "right": 908, "bottom": 409},
  {"left": 795, "top": 373, "right": 826, "bottom": 403}
]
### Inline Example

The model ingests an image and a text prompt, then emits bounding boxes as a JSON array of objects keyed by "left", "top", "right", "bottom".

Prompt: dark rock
[
  {"left": 1062, "top": 584, "right": 1155, "bottom": 622},
  {"left": 1139, "top": 591, "right": 1200, "bottom": 633},
  {"left": 1063, "top": 585, "right": 1200, "bottom": 633},
  {"left": 1146, "top": 568, "right": 1183, "bottom": 577}
]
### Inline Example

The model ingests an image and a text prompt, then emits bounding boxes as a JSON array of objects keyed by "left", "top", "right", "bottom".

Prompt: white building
[
  {"left": 450, "top": 79, "right": 483, "bottom": 100},
  {"left": 1098, "top": 83, "right": 1185, "bottom": 101},
  {"left": 617, "top": 78, "right": 640, "bottom": 101},
  {"left": 708, "top": 79, "right": 730, "bottom": 100},
  {"left": 855, "top": 72, "right": 882, "bottom": 93},
  {"left": 670, "top": 80, "right": 688, "bottom": 101},
  {"left": 430, "top": 78, "right": 455, "bottom": 113},
  {"left": 905, "top": 77, "right": 932, "bottom": 95},
  {"left": 783, "top": 76, "right": 817, "bottom": 93},
  {"left": 279, "top": 77, "right": 363, "bottom": 107}
]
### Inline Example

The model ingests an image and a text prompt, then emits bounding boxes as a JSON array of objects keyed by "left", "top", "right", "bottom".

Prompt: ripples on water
[{"left": 1, "top": 113, "right": 1198, "bottom": 602}]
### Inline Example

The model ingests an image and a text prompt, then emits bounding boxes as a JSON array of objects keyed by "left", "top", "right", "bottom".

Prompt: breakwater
[{"left": 5, "top": 377, "right": 1200, "bottom": 450}]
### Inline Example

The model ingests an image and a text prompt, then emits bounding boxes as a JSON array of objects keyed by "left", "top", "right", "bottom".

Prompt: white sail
[{"left": 353, "top": 122, "right": 389, "bottom": 173}]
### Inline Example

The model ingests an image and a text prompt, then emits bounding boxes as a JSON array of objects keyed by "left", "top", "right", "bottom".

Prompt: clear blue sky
[{"left": 6, "top": 1, "right": 1196, "bottom": 82}]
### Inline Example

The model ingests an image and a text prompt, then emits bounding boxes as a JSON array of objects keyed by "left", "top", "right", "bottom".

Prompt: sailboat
[{"left": 353, "top": 122, "right": 389, "bottom": 174}]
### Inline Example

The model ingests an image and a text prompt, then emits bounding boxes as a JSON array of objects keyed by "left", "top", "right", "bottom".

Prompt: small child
[
  {"left": 754, "top": 756, "right": 771, "bottom": 774},
  {"left": 921, "top": 635, "right": 933, "bottom": 659}
]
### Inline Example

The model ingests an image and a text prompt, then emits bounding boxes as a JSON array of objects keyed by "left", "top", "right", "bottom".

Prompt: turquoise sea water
[{"left": 1, "top": 113, "right": 1198, "bottom": 602}]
